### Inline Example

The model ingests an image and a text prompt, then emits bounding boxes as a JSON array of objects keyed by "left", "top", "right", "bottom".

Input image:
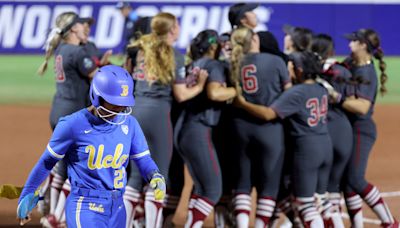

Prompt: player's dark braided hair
[
  {"left": 362, "top": 29, "right": 388, "bottom": 96},
  {"left": 346, "top": 29, "right": 387, "bottom": 95},
  {"left": 189, "top": 29, "right": 220, "bottom": 61}
]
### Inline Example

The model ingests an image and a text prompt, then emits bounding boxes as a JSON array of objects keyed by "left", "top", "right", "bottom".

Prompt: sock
[
  {"left": 254, "top": 197, "right": 276, "bottom": 227},
  {"left": 345, "top": 192, "right": 364, "bottom": 228},
  {"left": 123, "top": 186, "right": 141, "bottom": 228},
  {"left": 233, "top": 193, "right": 251, "bottom": 228},
  {"left": 49, "top": 173, "right": 64, "bottom": 214},
  {"left": 54, "top": 179, "right": 70, "bottom": 222},
  {"left": 185, "top": 196, "right": 214, "bottom": 228},
  {"left": 145, "top": 191, "right": 164, "bottom": 228},
  {"left": 329, "top": 192, "right": 342, "bottom": 214},
  {"left": 317, "top": 193, "right": 344, "bottom": 228},
  {"left": 361, "top": 184, "right": 396, "bottom": 225},
  {"left": 295, "top": 196, "right": 324, "bottom": 228},
  {"left": 329, "top": 192, "right": 345, "bottom": 228}
]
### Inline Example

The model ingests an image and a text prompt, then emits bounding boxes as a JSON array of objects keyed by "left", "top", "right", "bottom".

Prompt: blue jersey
[
  {"left": 19, "top": 109, "right": 159, "bottom": 202},
  {"left": 50, "top": 109, "right": 153, "bottom": 190},
  {"left": 271, "top": 83, "right": 329, "bottom": 137}
]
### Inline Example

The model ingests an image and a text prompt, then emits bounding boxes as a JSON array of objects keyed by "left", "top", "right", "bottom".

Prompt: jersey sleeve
[
  {"left": 270, "top": 87, "right": 303, "bottom": 119},
  {"left": 18, "top": 118, "right": 74, "bottom": 204},
  {"left": 46, "top": 118, "right": 74, "bottom": 160},
  {"left": 174, "top": 50, "right": 186, "bottom": 84},
  {"left": 207, "top": 61, "right": 226, "bottom": 83},
  {"left": 75, "top": 47, "right": 97, "bottom": 77},
  {"left": 129, "top": 118, "right": 150, "bottom": 159},
  {"left": 339, "top": 66, "right": 355, "bottom": 97},
  {"left": 355, "top": 67, "right": 377, "bottom": 101},
  {"left": 129, "top": 118, "right": 159, "bottom": 181},
  {"left": 277, "top": 57, "right": 291, "bottom": 86}
]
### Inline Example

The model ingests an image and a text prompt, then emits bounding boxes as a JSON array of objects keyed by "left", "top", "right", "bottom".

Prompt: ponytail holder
[
  {"left": 42, "top": 27, "right": 62, "bottom": 51},
  {"left": 208, "top": 36, "right": 217, "bottom": 44}
]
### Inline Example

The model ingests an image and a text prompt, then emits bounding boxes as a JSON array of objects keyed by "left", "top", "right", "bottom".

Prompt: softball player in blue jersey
[
  {"left": 177, "top": 29, "right": 237, "bottom": 228},
  {"left": 42, "top": 17, "right": 116, "bottom": 228},
  {"left": 228, "top": 27, "right": 291, "bottom": 228},
  {"left": 337, "top": 29, "right": 398, "bottom": 228},
  {"left": 17, "top": 65, "right": 166, "bottom": 228},
  {"left": 36, "top": 11, "right": 98, "bottom": 226},
  {"left": 234, "top": 51, "right": 333, "bottom": 228},
  {"left": 123, "top": 12, "right": 209, "bottom": 228},
  {"left": 311, "top": 33, "right": 355, "bottom": 227}
]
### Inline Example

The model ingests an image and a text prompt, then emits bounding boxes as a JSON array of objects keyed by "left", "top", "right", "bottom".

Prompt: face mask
[{"left": 95, "top": 106, "right": 132, "bottom": 125}]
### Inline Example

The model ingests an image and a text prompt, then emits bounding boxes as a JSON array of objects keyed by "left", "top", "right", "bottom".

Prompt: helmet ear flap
[{"left": 90, "top": 83, "right": 100, "bottom": 107}]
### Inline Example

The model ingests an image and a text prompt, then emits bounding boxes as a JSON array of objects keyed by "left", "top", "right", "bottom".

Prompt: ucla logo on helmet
[{"left": 120, "top": 85, "right": 129, "bottom": 97}]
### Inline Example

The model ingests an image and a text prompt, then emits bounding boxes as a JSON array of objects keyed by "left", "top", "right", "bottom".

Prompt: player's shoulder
[
  {"left": 331, "top": 63, "right": 352, "bottom": 79},
  {"left": 56, "top": 109, "right": 89, "bottom": 132},
  {"left": 124, "top": 115, "right": 141, "bottom": 127},
  {"left": 258, "top": 53, "right": 286, "bottom": 67},
  {"left": 58, "top": 108, "right": 86, "bottom": 122}
]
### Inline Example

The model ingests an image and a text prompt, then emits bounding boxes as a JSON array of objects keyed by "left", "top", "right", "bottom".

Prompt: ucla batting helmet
[{"left": 90, "top": 65, "right": 135, "bottom": 108}]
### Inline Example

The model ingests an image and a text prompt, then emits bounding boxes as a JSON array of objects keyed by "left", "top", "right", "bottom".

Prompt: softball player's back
[
  {"left": 229, "top": 27, "right": 291, "bottom": 228},
  {"left": 178, "top": 29, "right": 237, "bottom": 228}
]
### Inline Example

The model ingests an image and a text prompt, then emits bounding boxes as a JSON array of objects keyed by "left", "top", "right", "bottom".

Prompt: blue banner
[{"left": 1, "top": 1, "right": 399, "bottom": 55}]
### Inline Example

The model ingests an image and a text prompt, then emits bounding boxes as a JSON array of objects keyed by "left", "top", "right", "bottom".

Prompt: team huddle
[{"left": 16, "top": 2, "right": 398, "bottom": 228}]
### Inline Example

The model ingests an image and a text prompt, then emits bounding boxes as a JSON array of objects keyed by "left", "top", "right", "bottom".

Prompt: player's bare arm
[
  {"left": 342, "top": 96, "right": 371, "bottom": 115},
  {"left": 173, "top": 69, "right": 208, "bottom": 103},
  {"left": 206, "top": 81, "right": 236, "bottom": 102}
]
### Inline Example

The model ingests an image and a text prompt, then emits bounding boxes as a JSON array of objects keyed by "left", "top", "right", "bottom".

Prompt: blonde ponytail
[
  {"left": 230, "top": 27, "right": 253, "bottom": 88},
  {"left": 37, "top": 28, "right": 63, "bottom": 75},
  {"left": 37, "top": 12, "right": 76, "bottom": 76}
]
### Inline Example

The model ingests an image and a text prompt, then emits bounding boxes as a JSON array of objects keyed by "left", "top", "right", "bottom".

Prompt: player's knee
[
  {"left": 204, "top": 183, "right": 222, "bottom": 204},
  {"left": 346, "top": 177, "right": 368, "bottom": 194}
]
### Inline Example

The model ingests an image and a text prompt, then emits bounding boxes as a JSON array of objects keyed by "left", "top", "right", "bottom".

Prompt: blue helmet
[{"left": 90, "top": 65, "right": 135, "bottom": 108}]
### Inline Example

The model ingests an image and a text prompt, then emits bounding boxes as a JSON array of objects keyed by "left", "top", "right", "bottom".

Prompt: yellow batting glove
[
  {"left": 0, "top": 184, "right": 23, "bottom": 199},
  {"left": 149, "top": 172, "right": 166, "bottom": 201}
]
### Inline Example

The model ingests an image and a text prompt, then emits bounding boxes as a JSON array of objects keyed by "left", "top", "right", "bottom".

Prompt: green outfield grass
[{"left": 0, "top": 55, "right": 399, "bottom": 104}]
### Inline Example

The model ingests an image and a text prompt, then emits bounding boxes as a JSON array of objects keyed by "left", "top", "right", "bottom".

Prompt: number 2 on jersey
[
  {"left": 241, "top": 64, "right": 258, "bottom": 93},
  {"left": 306, "top": 95, "right": 328, "bottom": 127},
  {"left": 114, "top": 169, "right": 124, "bottom": 189}
]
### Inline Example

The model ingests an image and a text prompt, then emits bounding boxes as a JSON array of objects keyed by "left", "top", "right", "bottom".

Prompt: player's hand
[
  {"left": 17, "top": 191, "right": 40, "bottom": 226},
  {"left": 197, "top": 69, "right": 209, "bottom": 86},
  {"left": 233, "top": 93, "right": 246, "bottom": 108},
  {"left": 149, "top": 172, "right": 166, "bottom": 201},
  {"left": 100, "top": 49, "right": 113, "bottom": 66}
]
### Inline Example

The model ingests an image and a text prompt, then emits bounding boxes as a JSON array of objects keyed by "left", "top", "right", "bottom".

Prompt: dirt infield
[{"left": 1, "top": 104, "right": 399, "bottom": 227}]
